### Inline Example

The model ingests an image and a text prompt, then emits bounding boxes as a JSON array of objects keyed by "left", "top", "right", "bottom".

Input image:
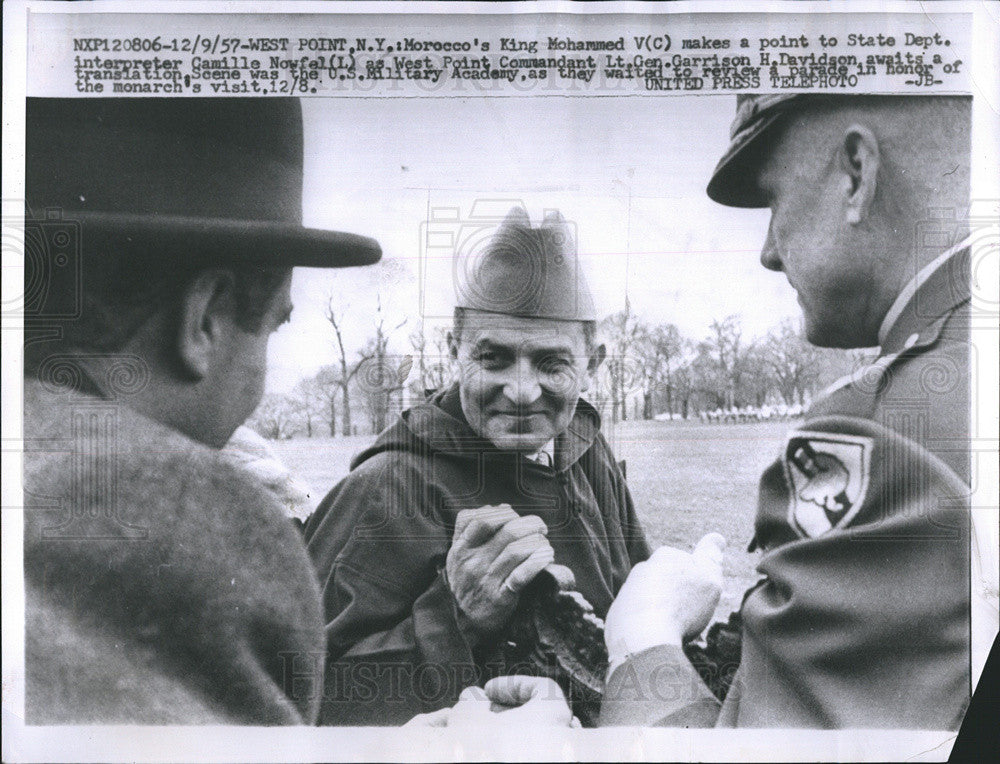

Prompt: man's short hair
[
  {"left": 25, "top": 259, "right": 290, "bottom": 374},
  {"left": 452, "top": 306, "right": 598, "bottom": 353}
]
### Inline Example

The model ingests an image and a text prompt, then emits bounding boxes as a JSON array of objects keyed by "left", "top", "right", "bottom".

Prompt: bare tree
[
  {"left": 706, "top": 315, "right": 746, "bottom": 408},
  {"left": 741, "top": 342, "right": 777, "bottom": 408},
  {"left": 409, "top": 322, "right": 452, "bottom": 397},
  {"left": 672, "top": 361, "right": 695, "bottom": 419},
  {"left": 409, "top": 323, "right": 429, "bottom": 399},
  {"left": 357, "top": 295, "right": 410, "bottom": 434},
  {"left": 324, "top": 296, "right": 371, "bottom": 437},
  {"left": 429, "top": 326, "right": 453, "bottom": 391},
  {"left": 290, "top": 377, "right": 326, "bottom": 438},
  {"left": 636, "top": 323, "right": 684, "bottom": 419},
  {"left": 313, "top": 365, "right": 343, "bottom": 436},
  {"left": 689, "top": 340, "right": 726, "bottom": 410},
  {"left": 762, "top": 319, "right": 823, "bottom": 405},
  {"left": 248, "top": 393, "right": 296, "bottom": 440},
  {"left": 600, "top": 301, "right": 643, "bottom": 423}
]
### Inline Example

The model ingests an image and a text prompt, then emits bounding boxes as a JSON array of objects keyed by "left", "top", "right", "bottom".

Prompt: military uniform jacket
[
  {"left": 601, "top": 247, "right": 973, "bottom": 729},
  {"left": 24, "top": 376, "right": 326, "bottom": 724},
  {"left": 305, "top": 383, "right": 650, "bottom": 725}
]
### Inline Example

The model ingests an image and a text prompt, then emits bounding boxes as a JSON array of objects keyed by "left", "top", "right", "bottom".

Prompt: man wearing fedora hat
[
  {"left": 21, "top": 98, "right": 383, "bottom": 724},
  {"left": 304, "top": 207, "right": 650, "bottom": 725},
  {"left": 599, "top": 95, "right": 988, "bottom": 729}
]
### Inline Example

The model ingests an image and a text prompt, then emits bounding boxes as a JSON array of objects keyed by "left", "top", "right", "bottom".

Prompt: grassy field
[{"left": 271, "top": 418, "right": 793, "bottom": 619}]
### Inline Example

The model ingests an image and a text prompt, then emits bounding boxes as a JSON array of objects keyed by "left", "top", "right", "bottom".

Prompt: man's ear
[
  {"left": 839, "top": 124, "right": 880, "bottom": 225},
  {"left": 446, "top": 331, "right": 460, "bottom": 360},
  {"left": 176, "top": 269, "right": 236, "bottom": 380}
]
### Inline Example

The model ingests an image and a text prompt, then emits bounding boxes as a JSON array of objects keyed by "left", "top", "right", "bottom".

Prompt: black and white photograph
[{"left": 3, "top": 2, "right": 998, "bottom": 762}]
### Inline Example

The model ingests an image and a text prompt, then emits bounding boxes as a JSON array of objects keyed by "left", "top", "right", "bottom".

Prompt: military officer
[{"left": 600, "top": 94, "right": 985, "bottom": 729}]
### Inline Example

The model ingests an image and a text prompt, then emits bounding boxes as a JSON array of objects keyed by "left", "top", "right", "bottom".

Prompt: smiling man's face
[{"left": 450, "top": 310, "right": 599, "bottom": 453}]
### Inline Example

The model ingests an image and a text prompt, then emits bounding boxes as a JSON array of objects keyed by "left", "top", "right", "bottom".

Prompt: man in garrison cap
[
  {"left": 600, "top": 94, "right": 994, "bottom": 729},
  {"left": 305, "top": 207, "right": 651, "bottom": 725},
  {"left": 21, "top": 98, "right": 384, "bottom": 724}
]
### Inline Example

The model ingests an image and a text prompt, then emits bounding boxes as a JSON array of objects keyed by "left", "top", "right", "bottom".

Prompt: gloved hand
[{"left": 604, "top": 533, "right": 726, "bottom": 670}]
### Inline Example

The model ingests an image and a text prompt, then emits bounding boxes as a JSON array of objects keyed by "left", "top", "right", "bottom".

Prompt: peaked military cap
[
  {"left": 455, "top": 206, "right": 597, "bottom": 321},
  {"left": 26, "top": 98, "right": 381, "bottom": 267},
  {"left": 707, "top": 94, "right": 815, "bottom": 209}
]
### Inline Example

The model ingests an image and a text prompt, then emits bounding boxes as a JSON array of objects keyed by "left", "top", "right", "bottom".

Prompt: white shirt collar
[
  {"left": 877, "top": 235, "right": 973, "bottom": 347},
  {"left": 524, "top": 438, "right": 556, "bottom": 466}
]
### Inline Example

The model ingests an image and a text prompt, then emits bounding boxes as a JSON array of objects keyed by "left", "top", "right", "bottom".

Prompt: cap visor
[{"left": 705, "top": 112, "right": 785, "bottom": 209}]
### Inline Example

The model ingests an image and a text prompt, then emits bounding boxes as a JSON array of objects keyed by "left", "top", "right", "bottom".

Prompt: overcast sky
[{"left": 267, "top": 95, "right": 796, "bottom": 393}]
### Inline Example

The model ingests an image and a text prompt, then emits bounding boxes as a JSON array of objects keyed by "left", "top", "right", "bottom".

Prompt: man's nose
[
  {"left": 503, "top": 359, "right": 543, "bottom": 406},
  {"left": 759, "top": 224, "right": 783, "bottom": 272}
]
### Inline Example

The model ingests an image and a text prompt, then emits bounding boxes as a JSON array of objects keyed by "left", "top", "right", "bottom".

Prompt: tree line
[
  {"left": 594, "top": 302, "right": 866, "bottom": 424},
  {"left": 248, "top": 295, "right": 869, "bottom": 440}
]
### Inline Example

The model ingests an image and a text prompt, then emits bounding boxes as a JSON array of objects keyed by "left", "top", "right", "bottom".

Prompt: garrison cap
[
  {"left": 454, "top": 206, "right": 596, "bottom": 321},
  {"left": 707, "top": 94, "right": 812, "bottom": 208}
]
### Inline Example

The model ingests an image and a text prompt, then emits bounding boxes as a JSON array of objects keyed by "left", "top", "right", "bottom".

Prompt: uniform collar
[{"left": 878, "top": 237, "right": 972, "bottom": 354}]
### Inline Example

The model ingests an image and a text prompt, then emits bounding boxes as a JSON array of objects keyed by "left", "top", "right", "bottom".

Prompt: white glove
[{"left": 604, "top": 533, "right": 726, "bottom": 669}]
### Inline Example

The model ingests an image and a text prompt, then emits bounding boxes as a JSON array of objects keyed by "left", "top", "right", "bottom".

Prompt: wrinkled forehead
[{"left": 457, "top": 311, "right": 588, "bottom": 354}]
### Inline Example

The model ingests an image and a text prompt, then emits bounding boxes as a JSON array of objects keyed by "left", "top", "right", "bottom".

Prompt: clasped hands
[
  {"left": 445, "top": 504, "right": 556, "bottom": 633},
  {"left": 405, "top": 675, "right": 579, "bottom": 728},
  {"left": 435, "top": 503, "right": 726, "bottom": 724}
]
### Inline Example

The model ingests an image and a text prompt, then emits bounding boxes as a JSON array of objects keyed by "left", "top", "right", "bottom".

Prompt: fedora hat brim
[
  {"left": 63, "top": 211, "right": 381, "bottom": 268},
  {"left": 26, "top": 98, "right": 382, "bottom": 270}
]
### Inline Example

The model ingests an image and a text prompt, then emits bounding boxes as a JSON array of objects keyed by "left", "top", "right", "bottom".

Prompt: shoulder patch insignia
[{"left": 783, "top": 431, "right": 873, "bottom": 538}]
